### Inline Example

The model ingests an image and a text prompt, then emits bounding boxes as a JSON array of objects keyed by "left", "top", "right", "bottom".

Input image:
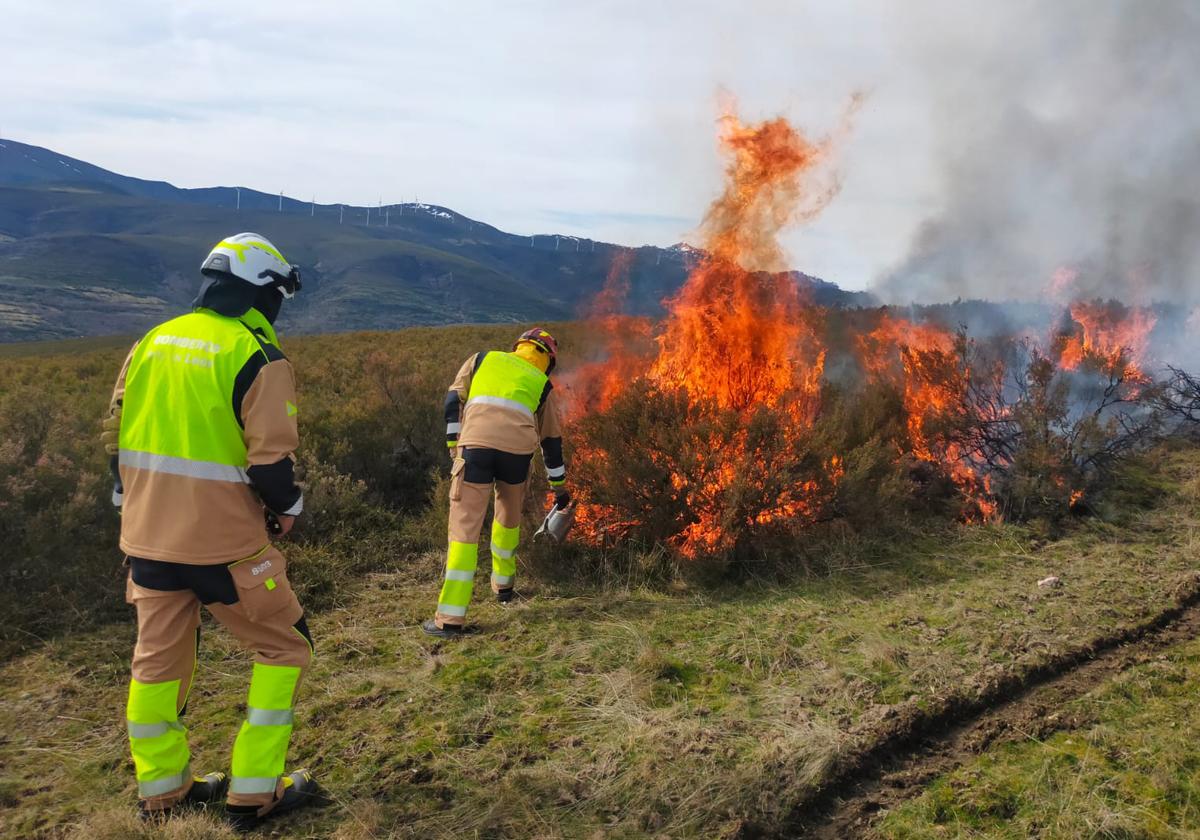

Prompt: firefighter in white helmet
[{"left": 101, "top": 233, "right": 318, "bottom": 828}]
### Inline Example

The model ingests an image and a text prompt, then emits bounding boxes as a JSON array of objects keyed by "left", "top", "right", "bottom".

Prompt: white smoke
[{"left": 876, "top": 0, "right": 1200, "bottom": 306}]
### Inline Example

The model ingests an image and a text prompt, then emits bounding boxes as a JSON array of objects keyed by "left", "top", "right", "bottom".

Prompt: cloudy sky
[{"left": 2, "top": 1, "right": 1194, "bottom": 298}]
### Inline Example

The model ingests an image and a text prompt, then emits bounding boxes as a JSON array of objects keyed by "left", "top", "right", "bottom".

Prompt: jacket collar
[{"left": 239, "top": 307, "right": 280, "bottom": 349}]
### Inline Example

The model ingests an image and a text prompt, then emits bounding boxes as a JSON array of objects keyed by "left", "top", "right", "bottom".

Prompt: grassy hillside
[
  {"left": 0, "top": 453, "right": 1197, "bottom": 838},
  {"left": 0, "top": 323, "right": 1198, "bottom": 837}
]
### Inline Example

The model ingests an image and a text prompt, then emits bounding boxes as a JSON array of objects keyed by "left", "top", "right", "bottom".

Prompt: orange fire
[
  {"left": 566, "top": 251, "right": 653, "bottom": 413},
  {"left": 569, "top": 107, "right": 850, "bottom": 556},
  {"left": 857, "top": 313, "right": 999, "bottom": 520},
  {"left": 646, "top": 113, "right": 835, "bottom": 412},
  {"left": 1056, "top": 300, "right": 1157, "bottom": 379}
]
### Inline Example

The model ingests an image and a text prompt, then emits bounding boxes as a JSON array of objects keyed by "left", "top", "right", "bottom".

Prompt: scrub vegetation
[{"left": 0, "top": 323, "right": 1198, "bottom": 838}]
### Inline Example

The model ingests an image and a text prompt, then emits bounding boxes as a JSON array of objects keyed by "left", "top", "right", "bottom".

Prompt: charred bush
[
  {"left": 960, "top": 343, "right": 1163, "bottom": 522},
  {"left": 1161, "top": 366, "right": 1200, "bottom": 437}
]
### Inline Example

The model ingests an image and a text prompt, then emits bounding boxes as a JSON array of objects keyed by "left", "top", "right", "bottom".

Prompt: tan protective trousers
[
  {"left": 126, "top": 547, "right": 312, "bottom": 811},
  {"left": 434, "top": 465, "right": 528, "bottom": 628}
]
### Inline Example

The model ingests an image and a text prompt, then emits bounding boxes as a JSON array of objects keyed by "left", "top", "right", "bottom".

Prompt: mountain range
[{"left": 0, "top": 138, "right": 874, "bottom": 342}]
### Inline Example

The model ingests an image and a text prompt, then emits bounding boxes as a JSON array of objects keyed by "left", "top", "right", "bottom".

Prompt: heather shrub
[
  {"left": 0, "top": 351, "right": 128, "bottom": 651},
  {"left": 295, "top": 344, "right": 444, "bottom": 511},
  {"left": 569, "top": 378, "right": 918, "bottom": 577},
  {"left": 0, "top": 318, "right": 1183, "bottom": 654}
]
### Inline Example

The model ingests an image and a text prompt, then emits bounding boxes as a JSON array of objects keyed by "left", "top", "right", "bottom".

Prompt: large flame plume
[{"left": 568, "top": 107, "right": 850, "bottom": 555}]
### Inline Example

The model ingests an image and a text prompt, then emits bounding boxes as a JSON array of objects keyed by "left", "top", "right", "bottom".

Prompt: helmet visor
[{"left": 261, "top": 266, "right": 302, "bottom": 299}]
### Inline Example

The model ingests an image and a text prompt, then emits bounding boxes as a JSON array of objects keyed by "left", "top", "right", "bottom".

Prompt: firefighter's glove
[
  {"left": 100, "top": 410, "right": 121, "bottom": 455},
  {"left": 554, "top": 489, "right": 572, "bottom": 510}
]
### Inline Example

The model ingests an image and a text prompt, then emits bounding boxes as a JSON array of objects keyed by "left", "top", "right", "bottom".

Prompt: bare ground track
[{"left": 735, "top": 572, "right": 1200, "bottom": 839}]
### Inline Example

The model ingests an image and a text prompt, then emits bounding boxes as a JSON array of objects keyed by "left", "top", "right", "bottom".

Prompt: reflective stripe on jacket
[
  {"left": 116, "top": 307, "right": 301, "bottom": 564},
  {"left": 446, "top": 351, "right": 566, "bottom": 481},
  {"left": 458, "top": 351, "right": 549, "bottom": 455}
]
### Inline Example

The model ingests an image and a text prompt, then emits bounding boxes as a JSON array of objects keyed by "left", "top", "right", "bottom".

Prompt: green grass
[
  {"left": 2, "top": 323, "right": 1197, "bottom": 837},
  {"left": 879, "top": 635, "right": 1200, "bottom": 838},
  {"left": 1, "top": 451, "right": 1198, "bottom": 838}
]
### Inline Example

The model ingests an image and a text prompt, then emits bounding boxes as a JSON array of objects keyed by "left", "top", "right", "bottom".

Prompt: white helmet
[{"left": 200, "top": 233, "right": 301, "bottom": 298}]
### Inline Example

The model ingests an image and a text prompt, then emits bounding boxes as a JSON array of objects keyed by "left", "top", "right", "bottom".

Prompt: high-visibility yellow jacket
[
  {"left": 111, "top": 307, "right": 302, "bottom": 564},
  {"left": 444, "top": 350, "right": 566, "bottom": 486}
]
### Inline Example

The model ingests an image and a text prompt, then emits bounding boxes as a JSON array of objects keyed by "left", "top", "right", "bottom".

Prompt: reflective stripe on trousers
[
  {"left": 491, "top": 520, "right": 519, "bottom": 589},
  {"left": 127, "top": 677, "right": 191, "bottom": 798},
  {"left": 437, "top": 540, "right": 478, "bottom": 622},
  {"left": 230, "top": 662, "right": 302, "bottom": 798}
]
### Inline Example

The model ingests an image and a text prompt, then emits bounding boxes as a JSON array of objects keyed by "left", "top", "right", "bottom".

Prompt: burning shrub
[
  {"left": 850, "top": 304, "right": 1169, "bottom": 525},
  {"left": 856, "top": 318, "right": 1004, "bottom": 520},
  {"left": 958, "top": 341, "right": 1162, "bottom": 521},
  {"left": 571, "top": 380, "right": 851, "bottom": 570},
  {"left": 563, "top": 104, "right": 873, "bottom": 571}
]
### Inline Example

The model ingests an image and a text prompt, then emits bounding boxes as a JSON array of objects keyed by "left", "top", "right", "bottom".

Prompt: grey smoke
[{"left": 876, "top": 0, "right": 1200, "bottom": 306}]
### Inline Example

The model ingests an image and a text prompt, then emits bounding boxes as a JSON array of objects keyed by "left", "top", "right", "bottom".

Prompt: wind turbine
[
  {"left": 236, "top": 187, "right": 241, "bottom": 211},
  {"left": 278, "top": 190, "right": 283, "bottom": 213}
]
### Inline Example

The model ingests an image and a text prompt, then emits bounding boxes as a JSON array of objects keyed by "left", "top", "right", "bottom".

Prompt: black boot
[
  {"left": 422, "top": 618, "right": 465, "bottom": 638},
  {"left": 496, "top": 588, "right": 514, "bottom": 604},
  {"left": 226, "top": 769, "right": 319, "bottom": 831},
  {"left": 138, "top": 771, "right": 228, "bottom": 820}
]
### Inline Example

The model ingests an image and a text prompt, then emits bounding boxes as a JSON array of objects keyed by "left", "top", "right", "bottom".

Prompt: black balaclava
[
  {"left": 251, "top": 285, "right": 285, "bottom": 325},
  {"left": 192, "top": 273, "right": 259, "bottom": 317}
]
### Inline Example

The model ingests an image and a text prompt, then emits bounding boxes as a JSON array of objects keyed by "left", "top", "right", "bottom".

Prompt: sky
[{"left": 1, "top": 1, "right": 1194, "bottom": 299}]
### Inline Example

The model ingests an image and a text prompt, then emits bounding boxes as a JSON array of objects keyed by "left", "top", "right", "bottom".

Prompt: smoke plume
[{"left": 877, "top": 0, "right": 1200, "bottom": 306}]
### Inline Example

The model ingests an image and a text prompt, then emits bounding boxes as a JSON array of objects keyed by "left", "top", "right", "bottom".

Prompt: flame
[
  {"left": 565, "top": 251, "right": 653, "bottom": 414},
  {"left": 857, "top": 313, "right": 999, "bottom": 520},
  {"left": 646, "top": 113, "right": 836, "bottom": 412},
  {"left": 1055, "top": 300, "right": 1157, "bottom": 379},
  {"left": 569, "top": 106, "right": 849, "bottom": 556}
]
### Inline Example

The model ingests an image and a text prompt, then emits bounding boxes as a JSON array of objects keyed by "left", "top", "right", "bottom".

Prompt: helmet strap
[
  {"left": 193, "top": 273, "right": 258, "bottom": 317},
  {"left": 252, "top": 285, "right": 285, "bottom": 325}
]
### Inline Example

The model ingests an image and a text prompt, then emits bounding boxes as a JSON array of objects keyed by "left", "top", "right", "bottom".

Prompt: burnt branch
[{"left": 1161, "top": 366, "right": 1200, "bottom": 427}]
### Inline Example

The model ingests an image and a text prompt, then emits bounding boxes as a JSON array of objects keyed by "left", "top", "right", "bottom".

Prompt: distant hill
[{"left": 0, "top": 139, "right": 875, "bottom": 342}]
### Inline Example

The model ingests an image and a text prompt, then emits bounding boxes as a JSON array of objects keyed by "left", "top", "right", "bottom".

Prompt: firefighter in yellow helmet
[
  {"left": 424, "top": 328, "right": 569, "bottom": 637},
  {"left": 100, "top": 233, "right": 319, "bottom": 828}
]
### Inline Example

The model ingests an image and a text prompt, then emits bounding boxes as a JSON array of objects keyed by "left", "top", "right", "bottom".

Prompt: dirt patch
[{"left": 746, "top": 570, "right": 1200, "bottom": 839}]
